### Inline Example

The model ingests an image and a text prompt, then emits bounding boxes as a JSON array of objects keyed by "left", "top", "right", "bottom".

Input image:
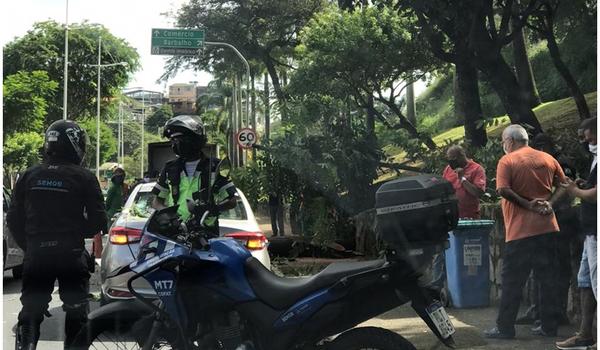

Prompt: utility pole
[
  {"left": 96, "top": 37, "right": 102, "bottom": 179},
  {"left": 63, "top": 0, "right": 69, "bottom": 120}
]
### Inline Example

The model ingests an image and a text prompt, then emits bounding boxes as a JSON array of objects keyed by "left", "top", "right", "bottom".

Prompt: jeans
[{"left": 577, "top": 235, "right": 597, "bottom": 298}]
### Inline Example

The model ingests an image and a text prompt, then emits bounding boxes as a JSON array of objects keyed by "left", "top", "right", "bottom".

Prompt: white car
[{"left": 99, "top": 181, "right": 270, "bottom": 303}]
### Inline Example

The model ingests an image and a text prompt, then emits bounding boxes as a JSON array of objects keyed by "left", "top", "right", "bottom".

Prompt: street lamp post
[
  {"left": 63, "top": 0, "right": 69, "bottom": 120},
  {"left": 93, "top": 37, "right": 128, "bottom": 179}
]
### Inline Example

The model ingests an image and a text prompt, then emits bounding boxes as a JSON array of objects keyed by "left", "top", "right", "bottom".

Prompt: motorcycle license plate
[{"left": 426, "top": 301, "right": 455, "bottom": 339}]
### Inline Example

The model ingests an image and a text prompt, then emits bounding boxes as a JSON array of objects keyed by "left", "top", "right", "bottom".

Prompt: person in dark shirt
[
  {"left": 556, "top": 117, "right": 597, "bottom": 350},
  {"left": 7, "top": 120, "right": 108, "bottom": 350}
]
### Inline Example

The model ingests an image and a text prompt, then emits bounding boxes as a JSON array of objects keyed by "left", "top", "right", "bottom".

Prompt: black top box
[{"left": 375, "top": 174, "right": 458, "bottom": 248}]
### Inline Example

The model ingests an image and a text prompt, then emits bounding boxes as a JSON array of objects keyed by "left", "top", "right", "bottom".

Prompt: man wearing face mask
[
  {"left": 7, "top": 120, "right": 107, "bottom": 350},
  {"left": 556, "top": 117, "right": 597, "bottom": 350},
  {"left": 151, "top": 115, "right": 237, "bottom": 236},
  {"left": 484, "top": 124, "right": 568, "bottom": 339},
  {"left": 430, "top": 145, "right": 487, "bottom": 293},
  {"left": 105, "top": 166, "right": 128, "bottom": 225},
  {"left": 443, "top": 145, "right": 486, "bottom": 219}
]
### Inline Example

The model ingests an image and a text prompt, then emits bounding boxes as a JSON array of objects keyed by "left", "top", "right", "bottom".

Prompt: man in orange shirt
[{"left": 484, "top": 125, "right": 567, "bottom": 339}]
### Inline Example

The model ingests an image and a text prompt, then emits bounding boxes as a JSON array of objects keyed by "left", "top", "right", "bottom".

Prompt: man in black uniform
[
  {"left": 151, "top": 115, "right": 237, "bottom": 235},
  {"left": 7, "top": 120, "right": 108, "bottom": 350}
]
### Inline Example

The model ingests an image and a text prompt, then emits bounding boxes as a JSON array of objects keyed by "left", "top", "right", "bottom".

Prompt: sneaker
[
  {"left": 531, "top": 325, "right": 557, "bottom": 337},
  {"left": 556, "top": 335, "right": 595, "bottom": 350},
  {"left": 483, "top": 327, "right": 515, "bottom": 339}
]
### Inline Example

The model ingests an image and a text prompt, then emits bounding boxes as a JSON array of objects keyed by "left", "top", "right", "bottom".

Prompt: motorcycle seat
[{"left": 244, "top": 257, "right": 386, "bottom": 310}]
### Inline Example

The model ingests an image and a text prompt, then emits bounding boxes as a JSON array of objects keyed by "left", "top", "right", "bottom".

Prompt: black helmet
[
  {"left": 163, "top": 115, "right": 206, "bottom": 140},
  {"left": 43, "top": 120, "right": 88, "bottom": 165}
]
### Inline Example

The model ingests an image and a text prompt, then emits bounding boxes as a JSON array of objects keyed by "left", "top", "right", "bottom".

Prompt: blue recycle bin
[{"left": 445, "top": 219, "right": 495, "bottom": 308}]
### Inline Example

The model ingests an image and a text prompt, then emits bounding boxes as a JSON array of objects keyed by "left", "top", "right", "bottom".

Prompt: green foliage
[
  {"left": 78, "top": 118, "right": 117, "bottom": 168},
  {"left": 3, "top": 132, "right": 44, "bottom": 173},
  {"left": 3, "top": 71, "right": 58, "bottom": 136},
  {"left": 3, "top": 20, "right": 139, "bottom": 123},
  {"left": 145, "top": 104, "right": 173, "bottom": 134}
]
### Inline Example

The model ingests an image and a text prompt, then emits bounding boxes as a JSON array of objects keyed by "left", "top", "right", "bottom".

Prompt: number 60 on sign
[{"left": 236, "top": 128, "right": 257, "bottom": 149}]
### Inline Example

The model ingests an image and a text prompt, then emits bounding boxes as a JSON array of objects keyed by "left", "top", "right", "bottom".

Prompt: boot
[
  {"left": 64, "top": 302, "right": 89, "bottom": 349},
  {"left": 15, "top": 321, "right": 39, "bottom": 350}
]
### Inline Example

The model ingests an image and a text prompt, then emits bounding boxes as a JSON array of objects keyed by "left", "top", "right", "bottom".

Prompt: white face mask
[{"left": 589, "top": 143, "right": 597, "bottom": 155}]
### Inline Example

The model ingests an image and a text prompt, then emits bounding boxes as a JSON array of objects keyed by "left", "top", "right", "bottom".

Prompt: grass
[
  {"left": 376, "top": 92, "right": 597, "bottom": 183},
  {"left": 431, "top": 91, "right": 597, "bottom": 145}
]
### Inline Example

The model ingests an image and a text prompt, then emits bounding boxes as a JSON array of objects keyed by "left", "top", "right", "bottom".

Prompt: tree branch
[
  {"left": 379, "top": 162, "right": 423, "bottom": 173},
  {"left": 498, "top": 0, "right": 515, "bottom": 40}
]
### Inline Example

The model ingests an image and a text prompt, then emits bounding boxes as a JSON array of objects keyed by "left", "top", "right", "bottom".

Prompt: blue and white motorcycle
[{"left": 71, "top": 167, "right": 456, "bottom": 350}]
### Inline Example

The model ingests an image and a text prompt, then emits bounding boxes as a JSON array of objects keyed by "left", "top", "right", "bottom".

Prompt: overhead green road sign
[{"left": 151, "top": 28, "right": 205, "bottom": 55}]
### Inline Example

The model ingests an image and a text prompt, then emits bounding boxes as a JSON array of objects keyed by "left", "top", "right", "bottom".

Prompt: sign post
[{"left": 151, "top": 28, "right": 205, "bottom": 55}]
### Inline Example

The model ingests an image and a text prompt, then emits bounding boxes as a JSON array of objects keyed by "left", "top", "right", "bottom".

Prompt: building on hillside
[
  {"left": 123, "top": 89, "right": 165, "bottom": 118},
  {"left": 168, "top": 83, "right": 198, "bottom": 115}
]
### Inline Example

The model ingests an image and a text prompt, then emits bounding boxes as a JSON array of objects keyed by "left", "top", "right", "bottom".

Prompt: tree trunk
[
  {"left": 366, "top": 95, "right": 376, "bottom": 134},
  {"left": 264, "top": 58, "right": 287, "bottom": 121},
  {"left": 477, "top": 54, "right": 543, "bottom": 134},
  {"left": 455, "top": 59, "right": 487, "bottom": 147},
  {"left": 264, "top": 72, "right": 271, "bottom": 141},
  {"left": 546, "top": 31, "right": 591, "bottom": 120},
  {"left": 406, "top": 82, "right": 416, "bottom": 125},
  {"left": 453, "top": 70, "right": 465, "bottom": 125},
  {"left": 251, "top": 72, "right": 257, "bottom": 158},
  {"left": 512, "top": 3, "right": 542, "bottom": 108},
  {"left": 470, "top": 11, "right": 543, "bottom": 134}
]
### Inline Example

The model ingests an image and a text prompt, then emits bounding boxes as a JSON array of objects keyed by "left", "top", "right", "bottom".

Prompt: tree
[
  {"left": 4, "top": 132, "right": 44, "bottom": 183},
  {"left": 78, "top": 118, "right": 117, "bottom": 169},
  {"left": 3, "top": 20, "right": 139, "bottom": 123},
  {"left": 145, "top": 104, "right": 173, "bottom": 133},
  {"left": 404, "top": 0, "right": 544, "bottom": 134},
  {"left": 3, "top": 70, "right": 58, "bottom": 136},
  {"left": 293, "top": 6, "right": 440, "bottom": 149},
  {"left": 511, "top": 1, "right": 542, "bottom": 109},
  {"left": 402, "top": 0, "right": 488, "bottom": 146},
  {"left": 163, "top": 0, "right": 325, "bottom": 121},
  {"left": 527, "top": 0, "right": 593, "bottom": 119}
]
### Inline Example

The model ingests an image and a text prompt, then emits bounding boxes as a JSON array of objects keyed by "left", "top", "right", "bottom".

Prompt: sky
[
  {"left": 0, "top": 0, "right": 427, "bottom": 96},
  {"left": 1, "top": 0, "right": 212, "bottom": 93}
]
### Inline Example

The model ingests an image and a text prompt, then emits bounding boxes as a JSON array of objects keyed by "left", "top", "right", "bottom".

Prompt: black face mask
[
  {"left": 112, "top": 174, "right": 125, "bottom": 184},
  {"left": 171, "top": 137, "right": 203, "bottom": 159},
  {"left": 448, "top": 159, "right": 461, "bottom": 169}
]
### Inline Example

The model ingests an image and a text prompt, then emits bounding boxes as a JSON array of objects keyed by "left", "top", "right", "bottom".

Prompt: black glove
[{"left": 187, "top": 199, "right": 219, "bottom": 217}]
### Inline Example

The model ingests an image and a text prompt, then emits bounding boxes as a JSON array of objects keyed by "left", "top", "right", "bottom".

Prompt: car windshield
[{"left": 127, "top": 190, "right": 247, "bottom": 221}]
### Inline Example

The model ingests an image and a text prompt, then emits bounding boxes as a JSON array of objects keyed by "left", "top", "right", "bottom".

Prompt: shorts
[{"left": 577, "top": 235, "right": 597, "bottom": 298}]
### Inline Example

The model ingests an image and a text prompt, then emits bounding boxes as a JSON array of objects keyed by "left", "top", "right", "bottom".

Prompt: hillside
[{"left": 432, "top": 91, "right": 597, "bottom": 144}]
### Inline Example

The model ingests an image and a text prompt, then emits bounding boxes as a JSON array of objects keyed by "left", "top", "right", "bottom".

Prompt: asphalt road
[{"left": 3, "top": 268, "right": 577, "bottom": 350}]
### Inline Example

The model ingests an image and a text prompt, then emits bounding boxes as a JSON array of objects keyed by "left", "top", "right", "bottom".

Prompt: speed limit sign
[{"left": 236, "top": 128, "right": 257, "bottom": 149}]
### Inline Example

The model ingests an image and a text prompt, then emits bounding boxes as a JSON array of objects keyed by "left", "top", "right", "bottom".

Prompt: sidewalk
[{"left": 364, "top": 304, "right": 576, "bottom": 350}]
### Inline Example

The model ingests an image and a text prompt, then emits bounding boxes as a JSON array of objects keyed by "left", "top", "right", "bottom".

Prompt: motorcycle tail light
[
  {"left": 109, "top": 227, "right": 143, "bottom": 245},
  {"left": 225, "top": 232, "right": 267, "bottom": 250}
]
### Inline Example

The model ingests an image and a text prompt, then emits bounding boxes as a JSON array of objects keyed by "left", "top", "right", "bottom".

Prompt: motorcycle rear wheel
[
  {"left": 328, "top": 327, "right": 416, "bottom": 350},
  {"left": 69, "top": 317, "right": 176, "bottom": 350}
]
